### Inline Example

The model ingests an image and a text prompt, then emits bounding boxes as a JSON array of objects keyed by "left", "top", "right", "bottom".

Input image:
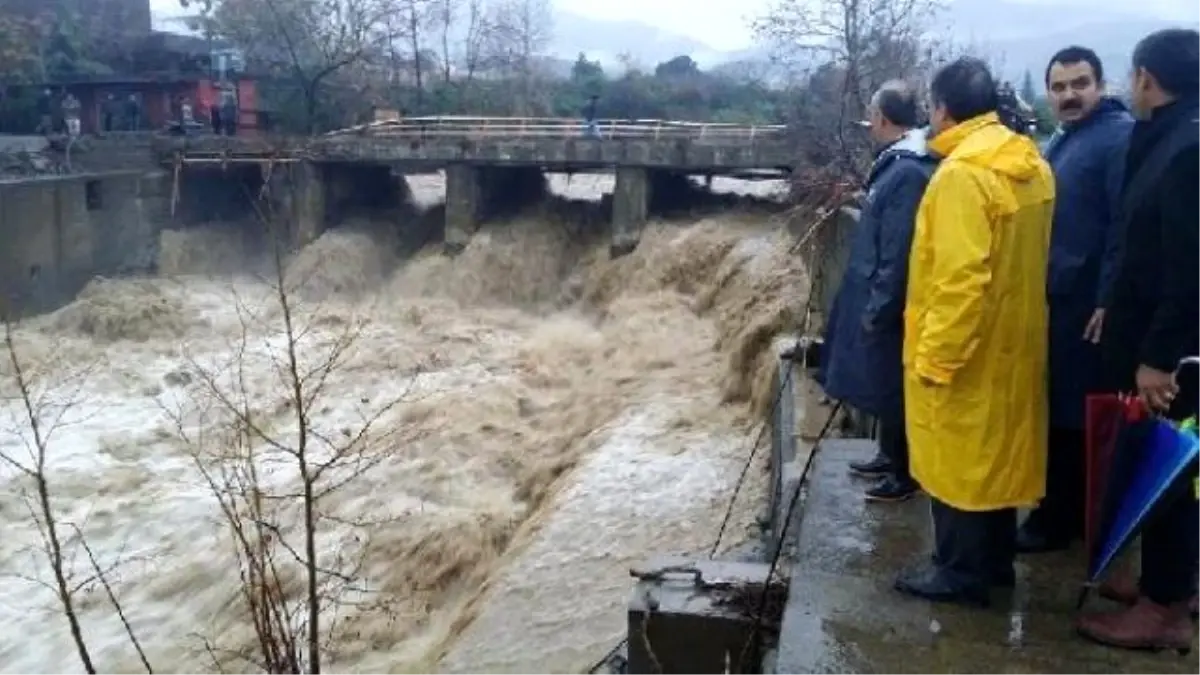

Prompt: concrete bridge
[{"left": 154, "top": 116, "right": 796, "bottom": 254}]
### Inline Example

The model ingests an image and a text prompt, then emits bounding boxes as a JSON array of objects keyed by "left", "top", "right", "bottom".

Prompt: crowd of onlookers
[
  {"left": 28, "top": 85, "right": 239, "bottom": 137},
  {"left": 818, "top": 28, "right": 1198, "bottom": 653}
]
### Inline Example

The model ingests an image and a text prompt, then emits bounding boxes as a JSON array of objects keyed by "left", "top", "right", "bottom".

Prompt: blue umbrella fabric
[{"left": 1088, "top": 413, "right": 1199, "bottom": 582}]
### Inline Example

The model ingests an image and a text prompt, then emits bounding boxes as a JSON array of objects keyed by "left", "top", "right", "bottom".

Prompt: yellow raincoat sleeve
[{"left": 914, "top": 166, "right": 993, "bottom": 385}]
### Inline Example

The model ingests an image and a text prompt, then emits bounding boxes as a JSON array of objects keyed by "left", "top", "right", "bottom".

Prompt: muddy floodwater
[{"left": 0, "top": 174, "right": 800, "bottom": 673}]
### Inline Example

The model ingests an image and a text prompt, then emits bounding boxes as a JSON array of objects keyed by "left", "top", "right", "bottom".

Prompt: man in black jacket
[{"left": 1077, "top": 27, "right": 1199, "bottom": 652}]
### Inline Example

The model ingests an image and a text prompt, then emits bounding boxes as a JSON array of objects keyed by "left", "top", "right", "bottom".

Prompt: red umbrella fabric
[{"left": 1083, "top": 393, "right": 1136, "bottom": 564}]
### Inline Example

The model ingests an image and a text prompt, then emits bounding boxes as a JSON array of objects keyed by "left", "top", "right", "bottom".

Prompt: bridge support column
[
  {"left": 611, "top": 166, "right": 649, "bottom": 258},
  {"left": 292, "top": 161, "right": 326, "bottom": 249},
  {"left": 444, "top": 164, "right": 481, "bottom": 255}
]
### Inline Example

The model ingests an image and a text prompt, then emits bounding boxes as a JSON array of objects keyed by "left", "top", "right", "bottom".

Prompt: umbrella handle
[
  {"left": 1176, "top": 357, "right": 1199, "bottom": 376},
  {"left": 1076, "top": 584, "right": 1092, "bottom": 611}
]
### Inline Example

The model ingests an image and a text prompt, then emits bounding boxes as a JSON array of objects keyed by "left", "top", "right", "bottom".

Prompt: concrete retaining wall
[{"left": 0, "top": 171, "right": 169, "bottom": 315}]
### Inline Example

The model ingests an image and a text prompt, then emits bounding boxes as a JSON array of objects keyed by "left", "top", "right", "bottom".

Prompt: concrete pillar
[
  {"left": 444, "top": 164, "right": 481, "bottom": 255},
  {"left": 293, "top": 161, "right": 326, "bottom": 249},
  {"left": 136, "top": 171, "right": 171, "bottom": 273},
  {"left": 94, "top": 175, "right": 149, "bottom": 275},
  {"left": 611, "top": 166, "right": 649, "bottom": 258},
  {"left": 0, "top": 182, "right": 59, "bottom": 312},
  {"left": 55, "top": 181, "right": 91, "bottom": 293}
]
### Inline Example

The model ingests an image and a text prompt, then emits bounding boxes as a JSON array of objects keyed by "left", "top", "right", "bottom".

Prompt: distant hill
[
  {"left": 550, "top": 12, "right": 728, "bottom": 70},
  {"left": 938, "top": 0, "right": 1200, "bottom": 82},
  {"left": 149, "top": 0, "right": 1200, "bottom": 85}
]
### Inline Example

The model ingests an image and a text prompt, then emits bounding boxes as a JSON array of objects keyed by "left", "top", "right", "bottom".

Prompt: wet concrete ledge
[{"left": 774, "top": 439, "right": 1199, "bottom": 674}]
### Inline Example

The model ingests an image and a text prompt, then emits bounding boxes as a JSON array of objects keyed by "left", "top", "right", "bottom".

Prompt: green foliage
[{"left": 1030, "top": 95, "right": 1058, "bottom": 136}]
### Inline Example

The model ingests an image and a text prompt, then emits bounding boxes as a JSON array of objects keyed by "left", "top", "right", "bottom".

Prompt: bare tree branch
[{"left": 0, "top": 309, "right": 151, "bottom": 674}]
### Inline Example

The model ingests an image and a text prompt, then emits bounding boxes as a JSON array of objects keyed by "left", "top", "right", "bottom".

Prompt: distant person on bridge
[
  {"left": 818, "top": 80, "right": 936, "bottom": 503},
  {"left": 35, "top": 88, "right": 52, "bottom": 135},
  {"left": 894, "top": 57, "right": 1054, "bottom": 607},
  {"left": 583, "top": 94, "right": 601, "bottom": 139},
  {"left": 61, "top": 91, "right": 81, "bottom": 137},
  {"left": 220, "top": 86, "right": 238, "bottom": 136},
  {"left": 125, "top": 94, "right": 141, "bottom": 131},
  {"left": 1016, "top": 46, "right": 1133, "bottom": 555}
]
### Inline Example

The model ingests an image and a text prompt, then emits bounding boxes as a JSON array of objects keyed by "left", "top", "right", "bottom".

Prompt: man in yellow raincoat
[{"left": 894, "top": 57, "right": 1055, "bottom": 607}]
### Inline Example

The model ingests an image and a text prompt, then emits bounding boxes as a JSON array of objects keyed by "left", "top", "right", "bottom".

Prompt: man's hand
[
  {"left": 1135, "top": 364, "right": 1179, "bottom": 412},
  {"left": 1083, "top": 308, "right": 1105, "bottom": 344}
]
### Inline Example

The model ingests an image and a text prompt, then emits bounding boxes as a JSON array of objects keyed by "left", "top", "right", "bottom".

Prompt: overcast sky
[{"left": 147, "top": 0, "right": 1195, "bottom": 52}]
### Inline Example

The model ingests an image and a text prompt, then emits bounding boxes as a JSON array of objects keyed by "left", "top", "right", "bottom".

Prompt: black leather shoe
[
  {"left": 849, "top": 453, "right": 892, "bottom": 478},
  {"left": 894, "top": 566, "right": 990, "bottom": 607},
  {"left": 865, "top": 476, "right": 920, "bottom": 502}
]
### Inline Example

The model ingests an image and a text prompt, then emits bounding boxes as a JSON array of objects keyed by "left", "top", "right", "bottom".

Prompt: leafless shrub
[
  {"left": 162, "top": 174, "right": 418, "bottom": 673},
  {"left": 755, "top": 0, "right": 942, "bottom": 180},
  {"left": 0, "top": 310, "right": 152, "bottom": 674}
]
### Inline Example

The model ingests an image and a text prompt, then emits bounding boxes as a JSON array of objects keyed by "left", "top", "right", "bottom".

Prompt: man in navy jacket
[
  {"left": 818, "top": 81, "right": 937, "bottom": 502},
  {"left": 1017, "top": 47, "right": 1133, "bottom": 552}
]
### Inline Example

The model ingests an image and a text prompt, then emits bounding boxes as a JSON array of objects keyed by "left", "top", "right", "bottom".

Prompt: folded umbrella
[
  {"left": 1088, "top": 415, "right": 1198, "bottom": 582},
  {"left": 1077, "top": 357, "right": 1200, "bottom": 610}
]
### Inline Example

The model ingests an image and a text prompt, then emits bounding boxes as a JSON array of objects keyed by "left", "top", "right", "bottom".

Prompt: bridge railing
[{"left": 324, "top": 116, "right": 788, "bottom": 142}]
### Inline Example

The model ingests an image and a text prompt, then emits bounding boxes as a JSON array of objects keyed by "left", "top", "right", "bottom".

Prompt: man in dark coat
[
  {"left": 1077, "top": 27, "right": 1199, "bottom": 652},
  {"left": 1016, "top": 46, "right": 1134, "bottom": 553},
  {"left": 583, "top": 94, "right": 600, "bottom": 139},
  {"left": 818, "top": 80, "right": 937, "bottom": 502}
]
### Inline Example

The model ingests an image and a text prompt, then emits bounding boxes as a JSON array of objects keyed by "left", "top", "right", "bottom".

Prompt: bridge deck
[
  {"left": 157, "top": 116, "right": 796, "bottom": 173},
  {"left": 775, "top": 439, "right": 1199, "bottom": 673}
]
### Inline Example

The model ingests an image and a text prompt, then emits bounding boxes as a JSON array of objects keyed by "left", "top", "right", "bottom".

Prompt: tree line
[
  {"left": 0, "top": 0, "right": 793, "bottom": 133},
  {"left": 197, "top": 0, "right": 797, "bottom": 132}
]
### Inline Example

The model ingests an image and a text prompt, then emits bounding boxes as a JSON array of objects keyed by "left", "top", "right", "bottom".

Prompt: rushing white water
[{"left": 0, "top": 173, "right": 800, "bottom": 673}]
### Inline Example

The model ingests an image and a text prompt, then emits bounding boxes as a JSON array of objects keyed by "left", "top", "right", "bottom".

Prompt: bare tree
[
  {"left": 163, "top": 183, "right": 418, "bottom": 673},
  {"left": 482, "top": 0, "right": 554, "bottom": 115},
  {"left": 0, "top": 314, "right": 151, "bottom": 674},
  {"left": 754, "top": 0, "right": 940, "bottom": 176},
  {"left": 453, "top": 0, "right": 488, "bottom": 105},
  {"left": 184, "top": 0, "right": 389, "bottom": 132},
  {"left": 376, "top": 0, "right": 434, "bottom": 109},
  {"left": 429, "top": 0, "right": 485, "bottom": 86},
  {"left": 431, "top": 0, "right": 456, "bottom": 84}
]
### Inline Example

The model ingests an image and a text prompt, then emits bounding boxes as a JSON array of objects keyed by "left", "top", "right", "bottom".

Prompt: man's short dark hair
[
  {"left": 873, "top": 80, "right": 921, "bottom": 128},
  {"left": 1044, "top": 46, "right": 1104, "bottom": 86},
  {"left": 1133, "top": 28, "right": 1200, "bottom": 97},
  {"left": 930, "top": 57, "right": 999, "bottom": 123}
]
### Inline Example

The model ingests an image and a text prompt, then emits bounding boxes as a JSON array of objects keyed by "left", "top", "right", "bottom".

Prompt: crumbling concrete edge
[{"left": 767, "top": 354, "right": 797, "bottom": 554}]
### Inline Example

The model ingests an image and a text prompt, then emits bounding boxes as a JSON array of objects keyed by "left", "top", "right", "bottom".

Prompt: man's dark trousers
[
  {"left": 878, "top": 416, "right": 911, "bottom": 482},
  {"left": 931, "top": 500, "right": 1017, "bottom": 590},
  {"left": 1024, "top": 427, "right": 1086, "bottom": 543}
]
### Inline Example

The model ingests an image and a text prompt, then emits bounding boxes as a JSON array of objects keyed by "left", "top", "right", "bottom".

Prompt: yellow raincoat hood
[
  {"left": 904, "top": 112, "right": 1056, "bottom": 511},
  {"left": 928, "top": 113, "right": 1054, "bottom": 214}
]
